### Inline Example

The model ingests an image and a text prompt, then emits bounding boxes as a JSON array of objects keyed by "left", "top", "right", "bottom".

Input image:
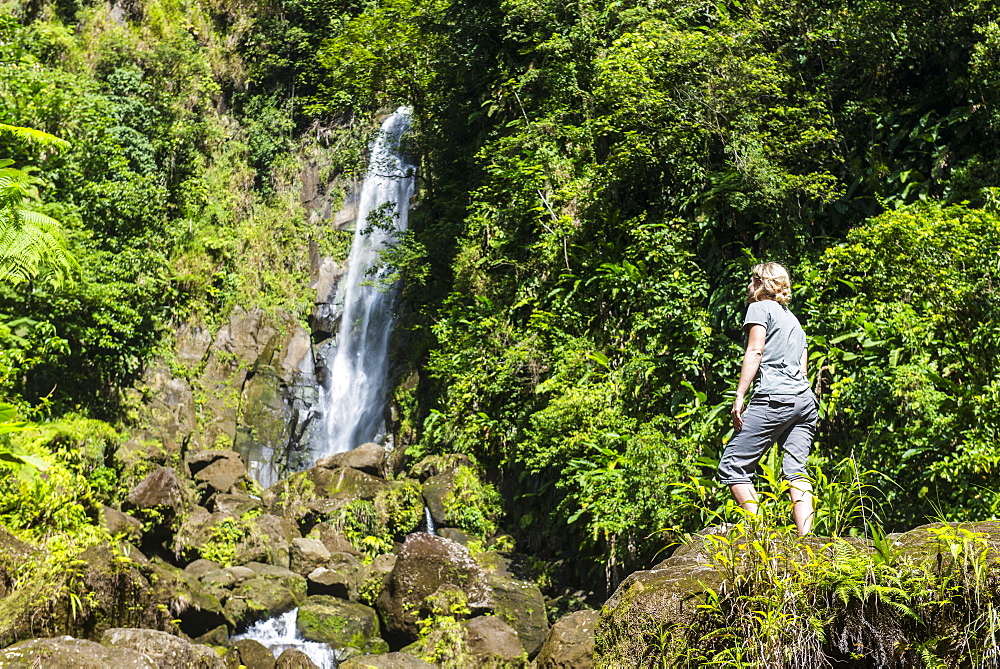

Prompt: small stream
[{"left": 231, "top": 608, "right": 337, "bottom": 668}]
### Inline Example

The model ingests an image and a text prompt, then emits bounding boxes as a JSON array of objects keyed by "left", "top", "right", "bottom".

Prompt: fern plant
[{"left": 0, "top": 123, "right": 75, "bottom": 285}]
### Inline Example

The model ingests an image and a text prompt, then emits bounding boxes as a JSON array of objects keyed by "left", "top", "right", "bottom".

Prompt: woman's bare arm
[{"left": 732, "top": 324, "right": 765, "bottom": 432}]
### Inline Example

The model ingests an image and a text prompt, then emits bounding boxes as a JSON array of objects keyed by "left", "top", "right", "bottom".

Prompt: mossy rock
[
  {"left": 224, "top": 569, "right": 307, "bottom": 628},
  {"left": 297, "top": 595, "right": 387, "bottom": 654},
  {"left": 594, "top": 538, "right": 724, "bottom": 667},
  {"left": 307, "top": 466, "right": 388, "bottom": 500}
]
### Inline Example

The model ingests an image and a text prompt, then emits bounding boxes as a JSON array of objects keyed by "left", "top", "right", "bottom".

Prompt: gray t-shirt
[{"left": 743, "top": 300, "right": 810, "bottom": 396}]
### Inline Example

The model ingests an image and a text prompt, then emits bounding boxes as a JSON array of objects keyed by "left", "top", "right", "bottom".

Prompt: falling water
[
  {"left": 424, "top": 505, "right": 436, "bottom": 535},
  {"left": 231, "top": 608, "right": 337, "bottom": 668},
  {"left": 317, "top": 107, "right": 416, "bottom": 460}
]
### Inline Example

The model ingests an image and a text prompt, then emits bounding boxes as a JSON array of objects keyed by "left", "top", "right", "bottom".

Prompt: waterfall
[
  {"left": 317, "top": 107, "right": 415, "bottom": 459},
  {"left": 231, "top": 608, "right": 337, "bottom": 668},
  {"left": 424, "top": 505, "right": 436, "bottom": 535}
]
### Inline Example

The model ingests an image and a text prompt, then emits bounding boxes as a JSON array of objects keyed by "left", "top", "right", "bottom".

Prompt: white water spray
[
  {"left": 318, "top": 107, "right": 416, "bottom": 459},
  {"left": 231, "top": 608, "right": 337, "bottom": 668}
]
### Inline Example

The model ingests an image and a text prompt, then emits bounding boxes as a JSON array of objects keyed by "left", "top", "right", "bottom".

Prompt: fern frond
[{"left": 0, "top": 124, "right": 70, "bottom": 151}]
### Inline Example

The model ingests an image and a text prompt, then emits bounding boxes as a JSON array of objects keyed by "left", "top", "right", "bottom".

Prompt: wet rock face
[
  {"left": 535, "top": 610, "right": 599, "bottom": 669},
  {"left": 0, "top": 636, "right": 157, "bottom": 668},
  {"left": 101, "top": 628, "right": 225, "bottom": 668},
  {"left": 134, "top": 308, "right": 321, "bottom": 487},
  {"left": 377, "top": 533, "right": 494, "bottom": 644}
]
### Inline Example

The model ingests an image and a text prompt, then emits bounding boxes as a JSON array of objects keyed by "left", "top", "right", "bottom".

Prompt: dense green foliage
[
  {"left": 5, "top": 0, "right": 1000, "bottom": 598},
  {"left": 308, "top": 0, "right": 1000, "bottom": 588}
]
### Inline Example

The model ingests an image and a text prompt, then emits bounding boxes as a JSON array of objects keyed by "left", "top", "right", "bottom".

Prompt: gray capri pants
[{"left": 718, "top": 392, "right": 819, "bottom": 485}]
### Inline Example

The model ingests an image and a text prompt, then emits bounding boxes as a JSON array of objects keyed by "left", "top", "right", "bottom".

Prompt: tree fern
[{"left": 0, "top": 128, "right": 76, "bottom": 285}]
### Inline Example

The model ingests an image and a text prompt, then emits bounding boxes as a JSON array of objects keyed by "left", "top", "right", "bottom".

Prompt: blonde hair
[{"left": 749, "top": 262, "right": 792, "bottom": 306}]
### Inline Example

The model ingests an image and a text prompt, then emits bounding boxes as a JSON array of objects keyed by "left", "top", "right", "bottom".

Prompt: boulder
[
  {"left": 195, "top": 624, "right": 231, "bottom": 647},
  {"left": 594, "top": 535, "right": 725, "bottom": 666},
  {"left": 479, "top": 555, "right": 549, "bottom": 656},
  {"left": 438, "top": 528, "right": 476, "bottom": 545},
  {"left": 126, "top": 466, "right": 186, "bottom": 513},
  {"left": 297, "top": 595, "right": 387, "bottom": 654},
  {"left": 420, "top": 472, "right": 453, "bottom": 528},
  {"left": 186, "top": 558, "right": 224, "bottom": 578},
  {"left": 224, "top": 564, "right": 307, "bottom": 627},
  {"left": 101, "top": 628, "right": 225, "bottom": 668},
  {"left": 307, "top": 567, "right": 352, "bottom": 599},
  {"left": 313, "top": 523, "right": 362, "bottom": 557},
  {"left": 254, "top": 514, "right": 303, "bottom": 568},
  {"left": 315, "top": 442, "right": 387, "bottom": 476},
  {"left": 340, "top": 652, "right": 433, "bottom": 668},
  {"left": 174, "top": 508, "right": 268, "bottom": 566},
  {"left": 101, "top": 506, "right": 143, "bottom": 541},
  {"left": 0, "top": 527, "right": 39, "bottom": 598},
  {"left": 212, "top": 493, "right": 261, "bottom": 516},
  {"left": 0, "top": 636, "right": 156, "bottom": 668},
  {"left": 187, "top": 450, "right": 247, "bottom": 494},
  {"left": 307, "top": 466, "right": 387, "bottom": 500},
  {"left": 534, "top": 610, "right": 599, "bottom": 669},
  {"left": 465, "top": 615, "right": 525, "bottom": 665},
  {"left": 377, "top": 533, "right": 494, "bottom": 643},
  {"left": 409, "top": 454, "right": 474, "bottom": 482},
  {"left": 149, "top": 558, "right": 231, "bottom": 638},
  {"left": 276, "top": 648, "right": 320, "bottom": 668},
  {"left": 229, "top": 638, "right": 276, "bottom": 668},
  {"left": 290, "top": 538, "right": 331, "bottom": 575}
]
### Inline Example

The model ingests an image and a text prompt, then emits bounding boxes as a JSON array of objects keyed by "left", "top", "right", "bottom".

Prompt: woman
[{"left": 717, "top": 262, "right": 819, "bottom": 535}]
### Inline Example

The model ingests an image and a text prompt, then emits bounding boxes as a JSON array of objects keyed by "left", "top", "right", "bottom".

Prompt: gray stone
[
  {"left": 224, "top": 565, "right": 307, "bottom": 627},
  {"left": 231, "top": 638, "right": 276, "bottom": 668},
  {"left": 186, "top": 558, "right": 223, "bottom": 577},
  {"left": 201, "top": 568, "right": 238, "bottom": 588},
  {"left": 535, "top": 610, "right": 599, "bottom": 669},
  {"left": 297, "top": 595, "right": 387, "bottom": 654},
  {"left": 307, "top": 466, "right": 387, "bottom": 500},
  {"left": 377, "top": 533, "right": 494, "bottom": 643},
  {"left": 420, "top": 472, "right": 453, "bottom": 527},
  {"left": 315, "top": 442, "right": 387, "bottom": 476},
  {"left": 149, "top": 558, "right": 231, "bottom": 638},
  {"left": 437, "top": 528, "right": 476, "bottom": 545},
  {"left": 482, "top": 556, "right": 549, "bottom": 656},
  {"left": 465, "top": 615, "right": 525, "bottom": 663},
  {"left": 101, "top": 506, "right": 143, "bottom": 541},
  {"left": 0, "top": 636, "right": 156, "bottom": 668},
  {"left": 276, "top": 648, "right": 320, "bottom": 668},
  {"left": 339, "top": 652, "right": 433, "bottom": 668},
  {"left": 212, "top": 493, "right": 261, "bottom": 516},
  {"left": 101, "top": 628, "right": 225, "bottom": 668},
  {"left": 291, "top": 537, "right": 331, "bottom": 575},
  {"left": 307, "top": 567, "right": 352, "bottom": 599},
  {"left": 127, "top": 466, "right": 186, "bottom": 513},
  {"left": 188, "top": 450, "right": 247, "bottom": 493},
  {"left": 254, "top": 514, "right": 302, "bottom": 568},
  {"left": 314, "top": 523, "right": 362, "bottom": 557}
]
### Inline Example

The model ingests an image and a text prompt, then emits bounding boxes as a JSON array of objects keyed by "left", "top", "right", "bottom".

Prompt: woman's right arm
[{"left": 732, "top": 324, "right": 766, "bottom": 432}]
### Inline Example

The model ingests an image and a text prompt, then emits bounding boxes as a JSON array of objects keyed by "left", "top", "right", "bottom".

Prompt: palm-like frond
[
  {"left": 0, "top": 163, "right": 75, "bottom": 285},
  {"left": 0, "top": 123, "right": 70, "bottom": 151}
]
